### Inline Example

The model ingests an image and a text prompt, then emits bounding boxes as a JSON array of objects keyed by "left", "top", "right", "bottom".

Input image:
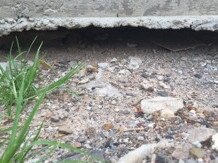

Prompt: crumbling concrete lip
[{"left": 0, "top": 16, "right": 218, "bottom": 36}]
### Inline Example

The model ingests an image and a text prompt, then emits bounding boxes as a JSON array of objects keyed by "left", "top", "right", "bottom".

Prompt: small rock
[
  {"left": 118, "top": 69, "right": 131, "bottom": 75},
  {"left": 137, "top": 136, "right": 144, "bottom": 141},
  {"left": 160, "top": 109, "right": 175, "bottom": 118},
  {"left": 102, "top": 123, "right": 114, "bottom": 131},
  {"left": 190, "top": 147, "right": 205, "bottom": 158},
  {"left": 98, "top": 63, "right": 109, "bottom": 69},
  {"left": 187, "top": 127, "right": 216, "bottom": 143},
  {"left": 157, "top": 75, "right": 164, "bottom": 81},
  {"left": 86, "top": 65, "right": 98, "bottom": 73},
  {"left": 172, "top": 144, "right": 191, "bottom": 160},
  {"left": 148, "top": 123, "right": 155, "bottom": 128},
  {"left": 73, "top": 142, "right": 82, "bottom": 148},
  {"left": 141, "top": 97, "right": 184, "bottom": 114},
  {"left": 119, "top": 110, "right": 130, "bottom": 115},
  {"left": 111, "top": 58, "right": 118, "bottom": 63},
  {"left": 111, "top": 100, "right": 117, "bottom": 105},
  {"left": 127, "top": 56, "right": 142, "bottom": 70},
  {"left": 118, "top": 140, "right": 172, "bottom": 163},
  {"left": 194, "top": 73, "right": 202, "bottom": 79},
  {"left": 140, "top": 83, "right": 154, "bottom": 92},
  {"left": 159, "top": 81, "right": 171, "bottom": 89},
  {"left": 192, "top": 141, "right": 202, "bottom": 148},
  {"left": 58, "top": 126, "right": 72, "bottom": 135},
  {"left": 84, "top": 81, "right": 122, "bottom": 98},
  {"left": 96, "top": 84, "right": 122, "bottom": 98},
  {"left": 78, "top": 78, "right": 89, "bottom": 84},
  {"left": 212, "top": 133, "right": 218, "bottom": 151},
  {"left": 50, "top": 116, "right": 60, "bottom": 122},
  {"left": 157, "top": 91, "right": 169, "bottom": 97},
  {"left": 77, "top": 137, "right": 86, "bottom": 143},
  {"left": 141, "top": 71, "right": 151, "bottom": 78}
]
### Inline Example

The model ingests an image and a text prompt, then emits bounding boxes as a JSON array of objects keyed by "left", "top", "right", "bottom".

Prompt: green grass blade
[
  {"left": 23, "top": 42, "right": 42, "bottom": 97},
  {"left": 37, "top": 63, "right": 83, "bottom": 96},
  {"left": 16, "top": 121, "right": 44, "bottom": 163},
  {"left": 33, "top": 140, "right": 84, "bottom": 154}
]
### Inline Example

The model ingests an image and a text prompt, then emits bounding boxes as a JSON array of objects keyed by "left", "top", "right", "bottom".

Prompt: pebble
[
  {"left": 96, "top": 84, "right": 122, "bottom": 98},
  {"left": 212, "top": 133, "right": 218, "bottom": 151},
  {"left": 73, "top": 142, "right": 82, "bottom": 148},
  {"left": 102, "top": 123, "right": 114, "bottom": 131},
  {"left": 192, "top": 141, "right": 202, "bottom": 148},
  {"left": 190, "top": 147, "right": 205, "bottom": 158},
  {"left": 58, "top": 125, "right": 72, "bottom": 135},
  {"left": 77, "top": 137, "right": 86, "bottom": 143},
  {"left": 157, "top": 75, "right": 164, "bottom": 81},
  {"left": 137, "top": 136, "right": 144, "bottom": 141},
  {"left": 141, "top": 97, "right": 184, "bottom": 114},
  {"left": 194, "top": 73, "right": 202, "bottom": 79},
  {"left": 187, "top": 127, "right": 216, "bottom": 143},
  {"left": 127, "top": 56, "right": 142, "bottom": 70},
  {"left": 86, "top": 65, "right": 98, "bottom": 73},
  {"left": 50, "top": 116, "right": 60, "bottom": 122},
  {"left": 118, "top": 69, "right": 131, "bottom": 75},
  {"left": 172, "top": 144, "right": 191, "bottom": 160},
  {"left": 140, "top": 83, "right": 154, "bottom": 92},
  {"left": 157, "top": 91, "right": 169, "bottom": 97},
  {"left": 111, "top": 100, "right": 117, "bottom": 105},
  {"left": 98, "top": 62, "right": 109, "bottom": 69},
  {"left": 159, "top": 81, "right": 171, "bottom": 89},
  {"left": 160, "top": 109, "right": 175, "bottom": 118},
  {"left": 78, "top": 78, "right": 89, "bottom": 84},
  {"left": 119, "top": 110, "right": 130, "bottom": 115},
  {"left": 111, "top": 58, "right": 118, "bottom": 63}
]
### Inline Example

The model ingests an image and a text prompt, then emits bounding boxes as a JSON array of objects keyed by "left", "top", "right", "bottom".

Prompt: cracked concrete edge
[{"left": 0, "top": 16, "right": 218, "bottom": 36}]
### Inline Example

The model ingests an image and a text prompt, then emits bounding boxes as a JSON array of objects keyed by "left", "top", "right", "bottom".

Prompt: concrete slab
[{"left": 0, "top": 0, "right": 218, "bottom": 36}]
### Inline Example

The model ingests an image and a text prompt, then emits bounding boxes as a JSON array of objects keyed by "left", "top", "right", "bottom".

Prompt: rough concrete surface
[{"left": 0, "top": 0, "right": 218, "bottom": 35}]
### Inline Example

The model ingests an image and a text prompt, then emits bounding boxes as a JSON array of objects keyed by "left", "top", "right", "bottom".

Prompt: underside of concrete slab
[{"left": 0, "top": 0, "right": 218, "bottom": 36}]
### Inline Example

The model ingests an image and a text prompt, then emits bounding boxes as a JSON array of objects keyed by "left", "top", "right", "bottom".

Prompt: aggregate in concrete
[{"left": 0, "top": 0, "right": 218, "bottom": 35}]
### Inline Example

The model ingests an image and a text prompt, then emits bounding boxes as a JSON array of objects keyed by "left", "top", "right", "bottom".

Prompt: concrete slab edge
[{"left": 0, "top": 16, "right": 218, "bottom": 36}]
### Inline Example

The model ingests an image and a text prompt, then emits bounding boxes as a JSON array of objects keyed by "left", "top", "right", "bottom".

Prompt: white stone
[
  {"left": 118, "top": 69, "right": 131, "bottom": 75},
  {"left": 172, "top": 144, "right": 192, "bottom": 160},
  {"left": 212, "top": 133, "right": 218, "bottom": 151},
  {"left": 141, "top": 97, "right": 184, "bottom": 114},
  {"left": 127, "top": 56, "right": 142, "bottom": 70},
  {"left": 98, "top": 63, "right": 109, "bottom": 69},
  {"left": 110, "top": 58, "right": 118, "bottom": 63},
  {"left": 96, "top": 84, "right": 122, "bottom": 98},
  {"left": 187, "top": 127, "right": 216, "bottom": 143},
  {"left": 118, "top": 140, "right": 172, "bottom": 163}
]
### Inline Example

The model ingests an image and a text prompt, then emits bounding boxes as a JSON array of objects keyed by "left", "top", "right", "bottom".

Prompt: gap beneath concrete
[{"left": 0, "top": 27, "right": 218, "bottom": 50}]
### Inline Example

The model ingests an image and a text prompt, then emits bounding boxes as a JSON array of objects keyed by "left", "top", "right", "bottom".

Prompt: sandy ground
[{"left": 0, "top": 28, "right": 217, "bottom": 162}]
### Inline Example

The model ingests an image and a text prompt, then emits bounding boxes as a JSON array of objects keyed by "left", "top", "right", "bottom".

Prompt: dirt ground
[{"left": 0, "top": 28, "right": 218, "bottom": 162}]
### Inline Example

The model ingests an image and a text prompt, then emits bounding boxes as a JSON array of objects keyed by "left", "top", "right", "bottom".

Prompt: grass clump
[
  {"left": 0, "top": 38, "right": 95, "bottom": 163},
  {"left": 0, "top": 38, "right": 41, "bottom": 117},
  {"left": 0, "top": 37, "right": 82, "bottom": 117}
]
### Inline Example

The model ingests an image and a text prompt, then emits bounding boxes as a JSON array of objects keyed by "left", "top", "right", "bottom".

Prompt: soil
[{"left": 0, "top": 28, "right": 217, "bottom": 163}]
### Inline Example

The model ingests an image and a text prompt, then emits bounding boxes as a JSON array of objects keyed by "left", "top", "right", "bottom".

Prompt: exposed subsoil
[{"left": 0, "top": 28, "right": 218, "bottom": 163}]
